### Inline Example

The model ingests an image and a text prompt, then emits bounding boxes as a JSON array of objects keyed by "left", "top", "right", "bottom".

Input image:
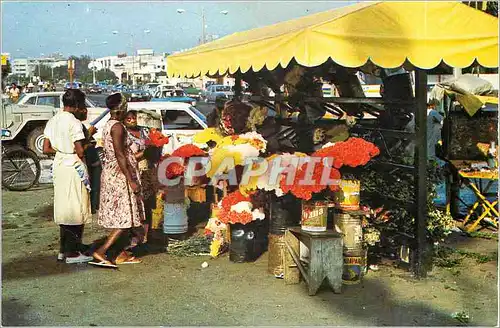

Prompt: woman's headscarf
[{"left": 106, "top": 92, "right": 128, "bottom": 114}]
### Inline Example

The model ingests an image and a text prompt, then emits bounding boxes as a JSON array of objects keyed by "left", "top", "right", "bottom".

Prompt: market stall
[
  {"left": 429, "top": 75, "right": 498, "bottom": 232},
  {"left": 166, "top": 1, "right": 498, "bottom": 282}
]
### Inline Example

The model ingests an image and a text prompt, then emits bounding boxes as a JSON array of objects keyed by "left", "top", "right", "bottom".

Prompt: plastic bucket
[
  {"left": 334, "top": 180, "right": 360, "bottom": 210},
  {"left": 163, "top": 202, "right": 188, "bottom": 234},
  {"left": 334, "top": 211, "right": 363, "bottom": 252},
  {"left": 342, "top": 248, "right": 367, "bottom": 284},
  {"left": 301, "top": 201, "right": 328, "bottom": 232}
]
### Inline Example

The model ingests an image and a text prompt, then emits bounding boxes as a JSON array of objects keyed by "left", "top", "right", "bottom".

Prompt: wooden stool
[{"left": 284, "top": 227, "right": 343, "bottom": 295}]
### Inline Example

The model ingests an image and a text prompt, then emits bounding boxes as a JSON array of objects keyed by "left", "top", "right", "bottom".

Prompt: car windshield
[
  {"left": 190, "top": 106, "right": 207, "bottom": 123},
  {"left": 215, "top": 86, "right": 231, "bottom": 92}
]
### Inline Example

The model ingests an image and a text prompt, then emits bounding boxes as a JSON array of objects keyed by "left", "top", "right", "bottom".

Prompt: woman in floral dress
[
  {"left": 90, "top": 93, "right": 144, "bottom": 267},
  {"left": 123, "top": 110, "right": 160, "bottom": 244}
]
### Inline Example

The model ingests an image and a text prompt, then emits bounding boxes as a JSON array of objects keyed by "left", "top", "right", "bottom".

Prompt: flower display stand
[{"left": 284, "top": 227, "right": 343, "bottom": 295}]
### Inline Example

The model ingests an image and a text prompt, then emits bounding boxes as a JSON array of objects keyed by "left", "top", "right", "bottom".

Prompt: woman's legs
[{"left": 93, "top": 229, "right": 123, "bottom": 262}]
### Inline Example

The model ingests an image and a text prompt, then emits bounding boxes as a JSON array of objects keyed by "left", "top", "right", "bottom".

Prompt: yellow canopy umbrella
[{"left": 167, "top": 2, "right": 498, "bottom": 78}]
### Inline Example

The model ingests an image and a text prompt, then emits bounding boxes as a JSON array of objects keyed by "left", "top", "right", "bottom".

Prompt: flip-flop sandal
[
  {"left": 89, "top": 260, "right": 118, "bottom": 268},
  {"left": 116, "top": 256, "right": 142, "bottom": 265}
]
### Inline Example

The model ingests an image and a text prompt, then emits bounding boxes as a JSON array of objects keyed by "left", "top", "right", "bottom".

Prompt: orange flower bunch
[
  {"left": 312, "top": 137, "right": 380, "bottom": 168},
  {"left": 171, "top": 144, "right": 206, "bottom": 158},
  {"left": 165, "top": 162, "right": 185, "bottom": 179},
  {"left": 280, "top": 161, "right": 341, "bottom": 200},
  {"left": 146, "top": 128, "right": 170, "bottom": 147},
  {"left": 217, "top": 190, "right": 255, "bottom": 225}
]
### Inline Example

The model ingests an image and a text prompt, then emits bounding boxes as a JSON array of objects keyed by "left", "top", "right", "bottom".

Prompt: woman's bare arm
[{"left": 110, "top": 123, "right": 135, "bottom": 183}]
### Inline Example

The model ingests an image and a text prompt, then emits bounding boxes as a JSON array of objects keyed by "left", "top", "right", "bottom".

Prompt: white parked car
[
  {"left": 90, "top": 102, "right": 207, "bottom": 154},
  {"left": 16, "top": 91, "right": 99, "bottom": 109},
  {"left": 2, "top": 92, "right": 105, "bottom": 157},
  {"left": 202, "top": 84, "right": 234, "bottom": 103}
]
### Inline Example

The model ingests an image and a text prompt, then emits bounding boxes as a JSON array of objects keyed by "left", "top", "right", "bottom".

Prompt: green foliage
[
  {"left": 434, "top": 245, "right": 497, "bottom": 268},
  {"left": 359, "top": 160, "right": 453, "bottom": 242},
  {"left": 467, "top": 231, "right": 498, "bottom": 240},
  {"left": 2, "top": 59, "right": 12, "bottom": 77}
]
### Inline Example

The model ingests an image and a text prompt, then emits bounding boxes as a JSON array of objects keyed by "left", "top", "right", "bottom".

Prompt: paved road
[{"left": 87, "top": 94, "right": 214, "bottom": 115}]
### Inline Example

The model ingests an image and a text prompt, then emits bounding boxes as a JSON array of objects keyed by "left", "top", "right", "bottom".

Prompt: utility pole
[{"left": 201, "top": 7, "right": 206, "bottom": 44}]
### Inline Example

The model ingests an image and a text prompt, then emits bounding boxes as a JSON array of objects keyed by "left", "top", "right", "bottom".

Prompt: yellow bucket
[
  {"left": 334, "top": 180, "right": 360, "bottom": 210},
  {"left": 301, "top": 201, "right": 328, "bottom": 232},
  {"left": 151, "top": 191, "right": 165, "bottom": 229}
]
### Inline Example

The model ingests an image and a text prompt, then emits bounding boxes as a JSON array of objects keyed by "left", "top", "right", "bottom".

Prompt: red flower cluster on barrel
[
  {"left": 146, "top": 128, "right": 170, "bottom": 147},
  {"left": 280, "top": 161, "right": 341, "bottom": 200},
  {"left": 162, "top": 144, "right": 207, "bottom": 181},
  {"left": 217, "top": 190, "right": 254, "bottom": 225}
]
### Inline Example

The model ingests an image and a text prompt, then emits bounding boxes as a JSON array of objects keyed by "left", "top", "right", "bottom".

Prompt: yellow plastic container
[{"left": 151, "top": 191, "right": 165, "bottom": 229}]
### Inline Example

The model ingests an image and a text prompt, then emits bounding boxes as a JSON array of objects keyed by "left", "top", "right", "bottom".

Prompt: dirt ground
[{"left": 2, "top": 185, "right": 498, "bottom": 326}]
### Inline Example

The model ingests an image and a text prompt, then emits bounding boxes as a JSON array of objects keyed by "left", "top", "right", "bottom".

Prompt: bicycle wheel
[{"left": 2, "top": 147, "right": 41, "bottom": 191}]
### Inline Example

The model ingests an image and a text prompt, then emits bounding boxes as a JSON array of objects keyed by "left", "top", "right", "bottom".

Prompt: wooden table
[{"left": 284, "top": 227, "right": 343, "bottom": 296}]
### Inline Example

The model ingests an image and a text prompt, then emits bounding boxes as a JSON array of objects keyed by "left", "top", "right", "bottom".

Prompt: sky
[{"left": 1, "top": 1, "right": 355, "bottom": 59}]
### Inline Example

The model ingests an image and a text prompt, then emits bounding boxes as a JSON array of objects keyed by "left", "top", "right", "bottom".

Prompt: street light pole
[
  {"left": 177, "top": 8, "right": 227, "bottom": 45},
  {"left": 113, "top": 30, "right": 150, "bottom": 87},
  {"left": 201, "top": 7, "right": 206, "bottom": 44}
]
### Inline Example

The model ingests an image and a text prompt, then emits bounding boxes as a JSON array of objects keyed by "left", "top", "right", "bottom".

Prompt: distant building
[
  {"left": 11, "top": 57, "right": 67, "bottom": 79},
  {"left": 89, "top": 49, "right": 167, "bottom": 84},
  {"left": 12, "top": 58, "right": 31, "bottom": 77}
]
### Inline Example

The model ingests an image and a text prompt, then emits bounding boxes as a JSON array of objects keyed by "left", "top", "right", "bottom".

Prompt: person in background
[
  {"left": 91, "top": 93, "right": 143, "bottom": 267},
  {"left": 9, "top": 83, "right": 20, "bottom": 102},
  {"left": 206, "top": 94, "right": 228, "bottom": 128},
  {"left": 28, "top": 82, "right": 34, "bottom": 92},
  {"left": 43, "top": 89, "right": 93, "bottom": 264},
  {"left": 123, "top": 110, "right": 160, "bottom": 245},
  {"left": 427, "top": 100, "right": 444, "bottom": 161}
]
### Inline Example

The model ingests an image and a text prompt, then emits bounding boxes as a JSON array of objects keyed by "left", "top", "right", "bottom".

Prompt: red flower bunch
[
  {"left": 312, "top": 137, "right": 380, "bottom": 168},
  {"left": 147, "top": 128, "right": 170, "bottom": 147},
  {"left": 165, "top": 162, "right": 185, "bottom": 179},
  {"left": 171, "top": 144, "right": 206, "bottom": 158},
  {"left": 280, "top": 161, "right": 341, "bottom": 200},
  {"left": 217, "top": 190, "right": 255, "bottom": 225}
]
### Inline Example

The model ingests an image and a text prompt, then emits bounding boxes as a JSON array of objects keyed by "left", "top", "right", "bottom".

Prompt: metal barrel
[
  {"left": 334, "top": 210, "right": 363, "bottom": 252},
  {"left": 269, "top": 194, "right": 301, "bottom": 235},
  {"left": 229, "top": 221, "right": 267, "bottom": 263},
  {"left": 267, "top": 234, "right": 286, "bottom": 277}
]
